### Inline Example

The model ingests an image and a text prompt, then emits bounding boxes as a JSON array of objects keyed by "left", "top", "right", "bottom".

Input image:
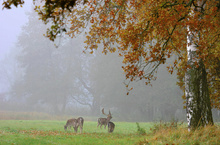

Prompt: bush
[
  {"left": 136, "top": 122, "right": 146, "bottom": 135},
  {"left": 151, "top": 119, "right": 183, "bottom": 133}
]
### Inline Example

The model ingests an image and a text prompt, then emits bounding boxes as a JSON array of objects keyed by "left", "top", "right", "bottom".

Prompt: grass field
[{"left": 0, "top": 120, "right": 219, "bottom": 145}]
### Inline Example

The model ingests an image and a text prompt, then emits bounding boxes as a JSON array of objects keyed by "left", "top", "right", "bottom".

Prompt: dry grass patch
[{"left": 139, "top": 123, "right": 220, "bottom": 145}]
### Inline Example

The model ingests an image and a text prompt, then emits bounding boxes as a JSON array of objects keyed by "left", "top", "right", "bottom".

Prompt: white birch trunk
[
  {"left": 185, "top": 1, "right": 213, "bottom": 130},
  {"left": 186, "top": 25, "right": 197, "bottom": 130}
]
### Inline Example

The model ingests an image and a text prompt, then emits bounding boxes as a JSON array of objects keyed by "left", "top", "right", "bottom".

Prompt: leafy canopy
[{"left": 3, "top": 0, "right": 220, "bottom": 108}]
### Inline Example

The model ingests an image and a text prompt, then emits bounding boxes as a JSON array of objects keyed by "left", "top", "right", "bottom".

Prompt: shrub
[
  {"left": 151, "top": 119, "right": 183, "bottom": 133},
  {"left": 136, "top": 122, "right": 146, "bottom": 135}
]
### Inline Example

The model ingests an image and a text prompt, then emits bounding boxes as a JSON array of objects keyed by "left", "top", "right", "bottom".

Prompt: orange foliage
[
  {"left": 38, "top": 0, "right": 220, "bottom": 109},
  {"left": 2, "top": 0, "right": 220, "bottom": 108}
]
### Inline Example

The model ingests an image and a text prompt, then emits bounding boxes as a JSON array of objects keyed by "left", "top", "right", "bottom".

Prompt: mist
[{"left": 0, "top": 3, "right": 219, "bottom": 122}]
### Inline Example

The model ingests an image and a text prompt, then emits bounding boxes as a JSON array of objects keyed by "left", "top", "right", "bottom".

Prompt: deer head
[
  {"left": 108, "top": 121, "right": 115, "bottom": 133},
  {"left": 102, "top": 108, "right": 112, "bottom": 120}
]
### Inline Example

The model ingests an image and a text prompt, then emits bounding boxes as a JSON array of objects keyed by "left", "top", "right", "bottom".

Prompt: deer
[
  {"left": 108, "top": 121, "right": 115, "bottom": 133},
  {"left": 64, "top": 117, "right": 84, "bottom": 133},
  {"left": 97, "top": 108, "right": 112, "bottom": 129},
  {"left": 75, "top": 117, "right": 84, "bottom": 133}
]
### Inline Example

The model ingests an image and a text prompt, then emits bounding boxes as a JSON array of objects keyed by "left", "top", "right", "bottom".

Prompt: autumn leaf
[{"left": 3, "top": 0, "right": 219, "bottom": 108}]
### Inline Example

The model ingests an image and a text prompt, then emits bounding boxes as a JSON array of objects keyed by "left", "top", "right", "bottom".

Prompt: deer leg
[
  {"left": 79, "top": 128, "right": 81, "bottom": 133},
  {"left": 97, "top": 123, "right": 99, "bottom": 128},
  {"left": 80, "top": 126, "right": 82, "bottom": 133},
  {"left": 74, "top": 126, "right": 78, "bottom": 133}
]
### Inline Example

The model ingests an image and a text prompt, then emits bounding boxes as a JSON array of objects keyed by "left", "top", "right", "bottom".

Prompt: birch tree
[
  {"left": 3, "top": 0, "right": 220, "bottom": 129},
  {"left": 185, "top": 0, "right": 214, "bottom": 130}
]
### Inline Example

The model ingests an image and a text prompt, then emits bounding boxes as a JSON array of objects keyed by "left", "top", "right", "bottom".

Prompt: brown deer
[
  {"left": 97, "top": 108, "right": 112, "bottom": 129},
  {"left": 108, "top": 121, "right": 115, "bottom": 133},
  {"left": 64, "top": 118, "right": 77, "bottom": 132},
  {"left": 64, "top": 117, "right": 84, "bottom": 133},
  {"left": 75, "top": 117, "right": 84, "bottom": 133}
]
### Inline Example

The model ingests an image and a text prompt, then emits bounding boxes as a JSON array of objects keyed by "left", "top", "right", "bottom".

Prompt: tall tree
[
  {"left": 185, "top": 1, "right": 214, "bottom": 130},
  {"left": 3, "top": 0, "right": 220, "bottom": 129},
  {"left": 11, "top": 10, "right": 92, "bottom": 114}
]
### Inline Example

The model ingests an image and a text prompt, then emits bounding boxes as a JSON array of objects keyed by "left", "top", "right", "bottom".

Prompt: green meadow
[
  {"left": 0, "top": 120, "right": 152, "bottom": 145},
  {"left": 0, "top": 120, "right": 219, "bottom": 145}
]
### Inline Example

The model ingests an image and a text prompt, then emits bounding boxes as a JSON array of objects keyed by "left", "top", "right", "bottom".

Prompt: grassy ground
[
  {"left": 0, "top": 120, "right": 152, "bottom": 145},
  {"left": 0, "top": 120, "right": 219, "bottom": 145}
]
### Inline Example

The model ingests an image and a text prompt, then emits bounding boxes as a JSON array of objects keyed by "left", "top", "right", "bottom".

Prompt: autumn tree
[{"left": 3, "top": 0, "right": 220, "bottom": 129}]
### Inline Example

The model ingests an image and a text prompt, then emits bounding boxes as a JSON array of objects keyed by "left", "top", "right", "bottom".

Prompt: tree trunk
[
  {"left": 61, "top": 95, "right": 67, "bottom": 114},
  {"left": 91, "top": 96, "right": 101, "bottom": 115},
  {"left": 185, "top": 0, "right": 214, "bottom": 130},
  {"left": 185, "top": 51, "right": 213, "bottom": 130}
]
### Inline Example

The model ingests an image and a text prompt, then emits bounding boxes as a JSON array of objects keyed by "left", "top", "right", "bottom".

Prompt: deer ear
[{"left": 109, "top": 110, "right": 111, "bottom": 115}]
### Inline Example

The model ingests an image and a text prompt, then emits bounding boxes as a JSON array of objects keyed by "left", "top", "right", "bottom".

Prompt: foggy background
[{"left": 0, "top": 2, "right": 219, "bottom": 122}]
